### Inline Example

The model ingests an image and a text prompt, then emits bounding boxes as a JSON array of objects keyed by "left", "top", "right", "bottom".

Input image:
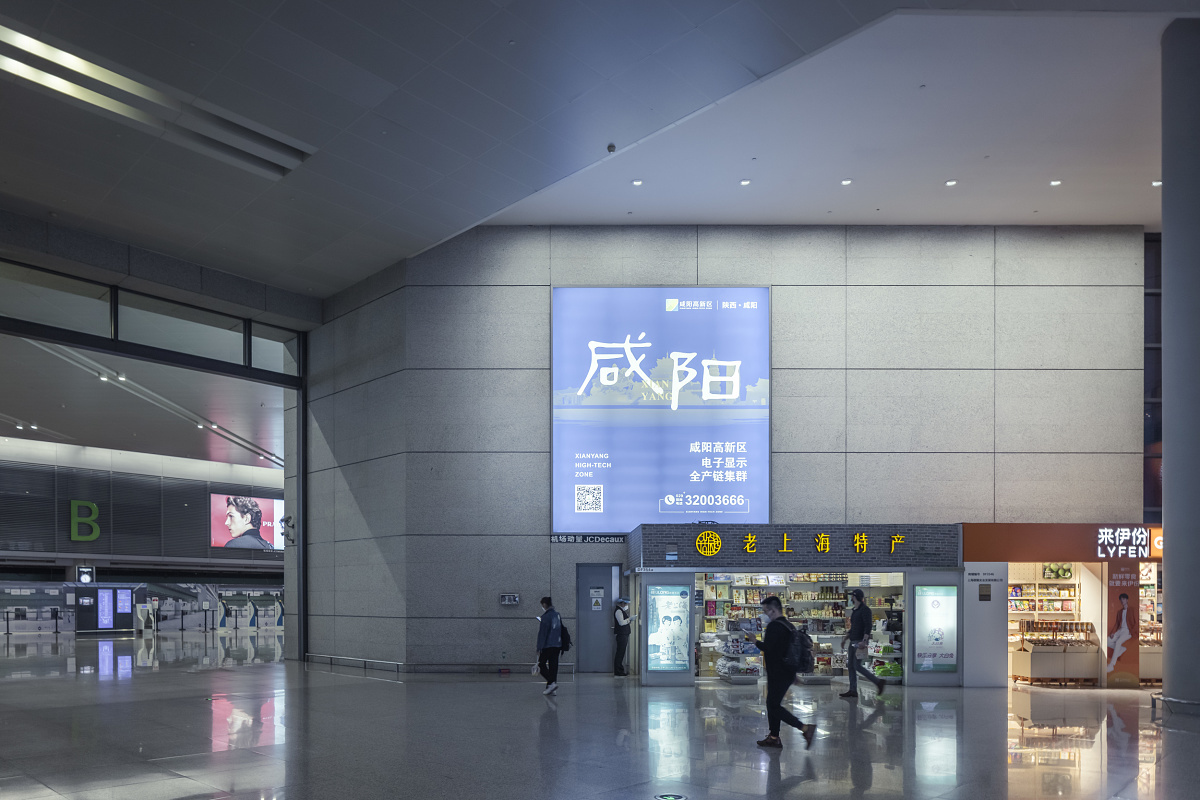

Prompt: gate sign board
[{"left": 552, "top": 287, "right": 770, "bottom": 533}]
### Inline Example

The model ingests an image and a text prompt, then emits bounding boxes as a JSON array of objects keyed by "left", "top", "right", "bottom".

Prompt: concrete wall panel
[
  {"left": 407, "top": 226, "right": 550, "bottom": 286},
  {"left": 847, "top": 286, "right": 994, "bottom": 369},
  {"left": 995, "top": 226, "right": 1143, "bottom": 286},
  {"left": 772, "top": 286, "right": 845, "bottom": 368},
  {"left": 996, "top": 286, "right": 1143, "bottom": 369},
  {"left": 405, "top": 285, "right": 549, "bottom": 369},
  {"left": 771, "top": 369, "right": 845, "bottom": 452},
  {"left": 771, "top": 453, "right": 846, "bottom": 523},
  {"left": 996, "top": 370, "right": 1143, "bottom": 453},
  {"left": 698, "top": 225, "right": 845, "bottom": 285},
  {"left": 847, "top": 369, "right": 994, "bottom": 452},
  {"left": 847, "top": 452, "right": 995, "bottom": 523},
  {"left": 847, "top": 225, "right": 994, "bottom": 285},
  {"left": 996, "top": 453, "right": 1143, "bottom": 522}
]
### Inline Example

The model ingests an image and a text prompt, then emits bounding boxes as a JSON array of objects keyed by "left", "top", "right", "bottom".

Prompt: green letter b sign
[{"left": 70, "top": 501, "right": 100, "bottom": 541}]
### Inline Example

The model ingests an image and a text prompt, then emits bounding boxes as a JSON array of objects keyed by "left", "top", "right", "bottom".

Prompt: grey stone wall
[{"left": 305, "top": 224, "right": 1143, "bottom": 665}]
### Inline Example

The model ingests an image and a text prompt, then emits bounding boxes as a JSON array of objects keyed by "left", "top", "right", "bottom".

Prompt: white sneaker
[{"left": 542, "top": 682, "right": 558, "bottom": 695}]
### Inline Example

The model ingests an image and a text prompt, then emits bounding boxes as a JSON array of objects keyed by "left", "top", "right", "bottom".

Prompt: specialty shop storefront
[
  {"left": 626, "top": 523, "right": 963, "bottom": 688},
  {"left": 961, "top": 523, "right": 1163, "bottom": 689}
]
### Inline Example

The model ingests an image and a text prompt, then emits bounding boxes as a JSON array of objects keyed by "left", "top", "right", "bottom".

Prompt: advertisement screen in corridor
[{"left": 552, "top": 287, "right": 770, "bottom": 533}]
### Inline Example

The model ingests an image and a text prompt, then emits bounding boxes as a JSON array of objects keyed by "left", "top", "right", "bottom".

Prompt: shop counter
[{"left": 1140, "top": 646, "right": 1162, "bottom": 682}]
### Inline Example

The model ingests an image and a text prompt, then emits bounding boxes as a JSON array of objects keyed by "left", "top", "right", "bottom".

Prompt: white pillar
[{"left": 1161, "top": 18, "right": 1200, "bottom": 715}]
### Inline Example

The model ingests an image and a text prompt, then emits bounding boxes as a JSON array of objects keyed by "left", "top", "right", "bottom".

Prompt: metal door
[{"left": 575, "top": 563, "right": 619, "bottom": 672}]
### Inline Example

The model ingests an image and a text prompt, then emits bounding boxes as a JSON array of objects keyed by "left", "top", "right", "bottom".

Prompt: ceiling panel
[
  {"left": 346, "top": 114, "right": 472, "bottom": 177},
  {"left": 754, "top": 0, "right": 860, "bottom": 53},
  {"left": 246, "top": 23, "right": 399, "bottom": 108},
  {"left": 331, "top": 0, "right": 461, "bottom": 64},
  {"left": 271, "top": 0, "right": 429, "bottom": 87},
  {"left": 468, "top": 11, "right": 606, "bottom": 102},
  {"left": 415, "top": 0, "right": 503, "bottom": 38},
  {"left": 506, "top": 0, "right": 648, "bottom": 78},
  {"left": 374, "top": 90, "right": 500, "bottom": 160},
  {"left": 43, "top": 3, "right": 218, "bottom": 95},
  {"left": 434, "top": 40, "right": 567, "bottom": 123},
  {"left": 0, "top": 2, "right": 1186, "bottom": 302},
  {"left": 0, "top": 336, "right": 285, "bottom": 467},
  {"left": 654, "top": 30, "right": 758, "bottom": 102},
  {"left": 400, "top": 66, "right": 533, "bottom": 140},
  {"left": 700, "top": 2, "right": 806, "bottom": 77}
]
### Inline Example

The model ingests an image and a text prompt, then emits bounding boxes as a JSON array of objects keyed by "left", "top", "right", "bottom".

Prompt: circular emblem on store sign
[{"left": 696, "top": 530, "right": 721, "bottom": 557}]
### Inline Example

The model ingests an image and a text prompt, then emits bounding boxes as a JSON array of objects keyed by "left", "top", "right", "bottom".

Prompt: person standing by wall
[
  {"left": 536, "top": 596, "right": 562, "bottom": 695},
  {"left": 841, "top": 589, "right": 885, "bottom": 699},
  {"left": 754, "top": 596, "right": 816, "bottom": 749},
  {"left": 613, "top": 597, "right": 633, "bottom": 676}
]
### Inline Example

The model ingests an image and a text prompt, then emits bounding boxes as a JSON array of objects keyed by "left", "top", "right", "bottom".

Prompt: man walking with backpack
[
  {"left": 536, "top": 596, "right": 565, "bottom": 695},
  {"left": 754, "top": 595, "right": 816, "bottom": 749},
  {"left": 841, "top": 588, "right": 885, "bottom": 699}
]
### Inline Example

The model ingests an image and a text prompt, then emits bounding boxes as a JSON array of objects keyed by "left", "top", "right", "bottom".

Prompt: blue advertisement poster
[
  {"left": 97, "top": 589, "right": 113, "bottom": 630},
  {"left": 646, "top": 585, "right": 692, "bottom": 672},
  {"left": 553, "top": 287, "right": 770, "bottom": 533}
]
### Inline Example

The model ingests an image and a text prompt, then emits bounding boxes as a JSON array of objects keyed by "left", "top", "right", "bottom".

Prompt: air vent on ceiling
[{"left": 0, "top": 22, "right": 310, "bottom": 180}]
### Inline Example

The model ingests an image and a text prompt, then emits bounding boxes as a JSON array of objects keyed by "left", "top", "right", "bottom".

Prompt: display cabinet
[{"left": 1010, "top": 621, "right": 1099, "bottom": 685}]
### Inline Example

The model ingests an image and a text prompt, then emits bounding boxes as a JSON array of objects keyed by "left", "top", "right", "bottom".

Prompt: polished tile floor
[{"left": 0, "top": 633, "right": 1196, "bottom": 799}]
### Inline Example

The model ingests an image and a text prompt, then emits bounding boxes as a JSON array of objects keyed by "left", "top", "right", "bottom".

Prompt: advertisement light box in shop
[{"left": 551, "top": 287, "right": 770, "bottom": 533}]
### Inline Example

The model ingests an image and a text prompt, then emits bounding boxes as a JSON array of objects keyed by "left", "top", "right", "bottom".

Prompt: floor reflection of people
[{"left": 846, "top": 700, "right": 885, "bottom": 798}]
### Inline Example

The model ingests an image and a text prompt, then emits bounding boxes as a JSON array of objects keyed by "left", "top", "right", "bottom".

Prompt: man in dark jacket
[
  {"left": 754, "top": 595, "right": 816, "bottom": 749},
  {"left": 536, "top": 596, "right": 563, "bottom": 695},
  {"left": 840, "top": 588, "right": 885, "bottom": 699}
]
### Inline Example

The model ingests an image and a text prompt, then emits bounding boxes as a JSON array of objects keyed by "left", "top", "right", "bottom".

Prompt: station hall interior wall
[{"left": 292, "top": 224, "right": 1144, "bottom": 666}]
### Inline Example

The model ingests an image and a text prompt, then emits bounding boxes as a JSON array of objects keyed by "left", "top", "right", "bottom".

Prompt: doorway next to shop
[{"left": 574, "top": 563, "right": 620, "bottom": 672}]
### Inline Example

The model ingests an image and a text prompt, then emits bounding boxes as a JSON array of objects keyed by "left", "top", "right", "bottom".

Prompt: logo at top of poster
[
  {"left": 927, "top": 627, "right": 945, "bottom": 645},
  {"left": 696, "top": 530, "right": 721, "bottom": 557},
  {"left": 930, "top": 600, "right": 940, "bottom": 609}
]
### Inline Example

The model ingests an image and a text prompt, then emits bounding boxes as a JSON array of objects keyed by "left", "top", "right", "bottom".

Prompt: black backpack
[
  {"left": 560, "top": 624, "right": 572, "bottom": 653},
  {"left": 782, "top": 621, "right": 815, "bottom": 673}
]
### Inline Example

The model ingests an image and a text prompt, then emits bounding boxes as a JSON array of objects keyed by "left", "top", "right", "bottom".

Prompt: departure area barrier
[{"left": 305, "top": 652, "right": 576, "bottom": 678}]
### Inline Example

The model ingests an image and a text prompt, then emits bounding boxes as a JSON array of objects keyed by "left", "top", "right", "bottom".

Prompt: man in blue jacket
[{"left": 536, "top": 596, "right": 562, "bottom": 695}]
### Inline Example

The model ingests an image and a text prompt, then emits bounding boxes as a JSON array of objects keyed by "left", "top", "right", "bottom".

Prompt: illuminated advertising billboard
[
  {"left": 646, "top": 585, "right": 692, "bottom": 672},
  {"left": 913, "top": 586, "right": 958, "bottom": 672},
  {"left": 209, "top": 495, "right": 286, "bottom": 550},
  {"left": 552, "top": 287, "right": 769, "bottom": 533}
]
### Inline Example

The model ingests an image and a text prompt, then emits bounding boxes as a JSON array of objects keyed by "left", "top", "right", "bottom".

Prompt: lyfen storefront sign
[
  {"left": 962, "top": 523, "right": 1163, "bottom": 563},
  {"left": 551, "top": 287, "right": 770, "bottom": 533}
]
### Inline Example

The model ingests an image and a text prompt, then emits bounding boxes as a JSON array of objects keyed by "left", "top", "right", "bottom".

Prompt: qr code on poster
[{"left": 575, "top": 484, "right": 603, "bottom": 513}]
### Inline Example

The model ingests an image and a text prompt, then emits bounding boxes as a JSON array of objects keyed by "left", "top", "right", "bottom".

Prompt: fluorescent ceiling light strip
[
  {"left": 0, "top": 52, "right": 164, "bottom": 129},
  {"left": 0, "top": 23, "right": 177, "bottom": 109}
]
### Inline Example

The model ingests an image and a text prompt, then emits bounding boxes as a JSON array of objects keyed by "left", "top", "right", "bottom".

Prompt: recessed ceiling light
[
  {"left": 841, "top": 180, "right": 852, "bottom": 186},
  {"left": 29, "top": 424, "right": 37, "bottom": 430},
  {"left": 945, "top": 180, "right": 957, "bottom": 187},
  {"left": 1049, "top": 180, "right": 1062, "bottom": 186},
  {"left": 211, "top": 424, "right": 218, "bottom": 429},
  {"left": 740, "top": 179, "right": 751, "bottom": 186},
  {"left": 117, "top": 373, "right": 126, "bottom": 381},
  {"left": 197, "top": 423, "right": 204, "bottom": 429},
  {"left": 1152, "top": 180, "right": 1163, "bottom": 187},
  {"left": 631, "top": 179, "right": 642, "bottom": 186},
  {"left": 15, "top": 424, "right": 23, "bottom": 430},
  {"left": 99, "top": 374, "right": 108, "bottom": 381}
]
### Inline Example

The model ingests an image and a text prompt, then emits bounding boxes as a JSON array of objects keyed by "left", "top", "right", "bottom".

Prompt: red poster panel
[{"left": 1106, "top": 559, "right": 1139, "bottom": 688}]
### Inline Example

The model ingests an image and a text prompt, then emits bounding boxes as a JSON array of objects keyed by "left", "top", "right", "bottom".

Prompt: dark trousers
[
  {"left": 847, "top": 644, "right": 879, "bottom": 693},
  {"left": 614, "top": 633, "right": 629, "bottom": 674},
  {"left": 765, "top": 674, "right": 805, "bottom": 736},
  {"left": 538, "top": 647, "right": 560, "bottom": 685}
]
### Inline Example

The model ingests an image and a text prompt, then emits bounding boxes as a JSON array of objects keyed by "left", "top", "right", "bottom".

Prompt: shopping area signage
[
  {"left": 694, "top": 528, "right": 907, "bottom": 557},
  {"left": 962, "top": 524, "right": 1163, "bottom": 562},
  {"left": 552, "top": 287, "right": 769, "bottom": 533}
]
